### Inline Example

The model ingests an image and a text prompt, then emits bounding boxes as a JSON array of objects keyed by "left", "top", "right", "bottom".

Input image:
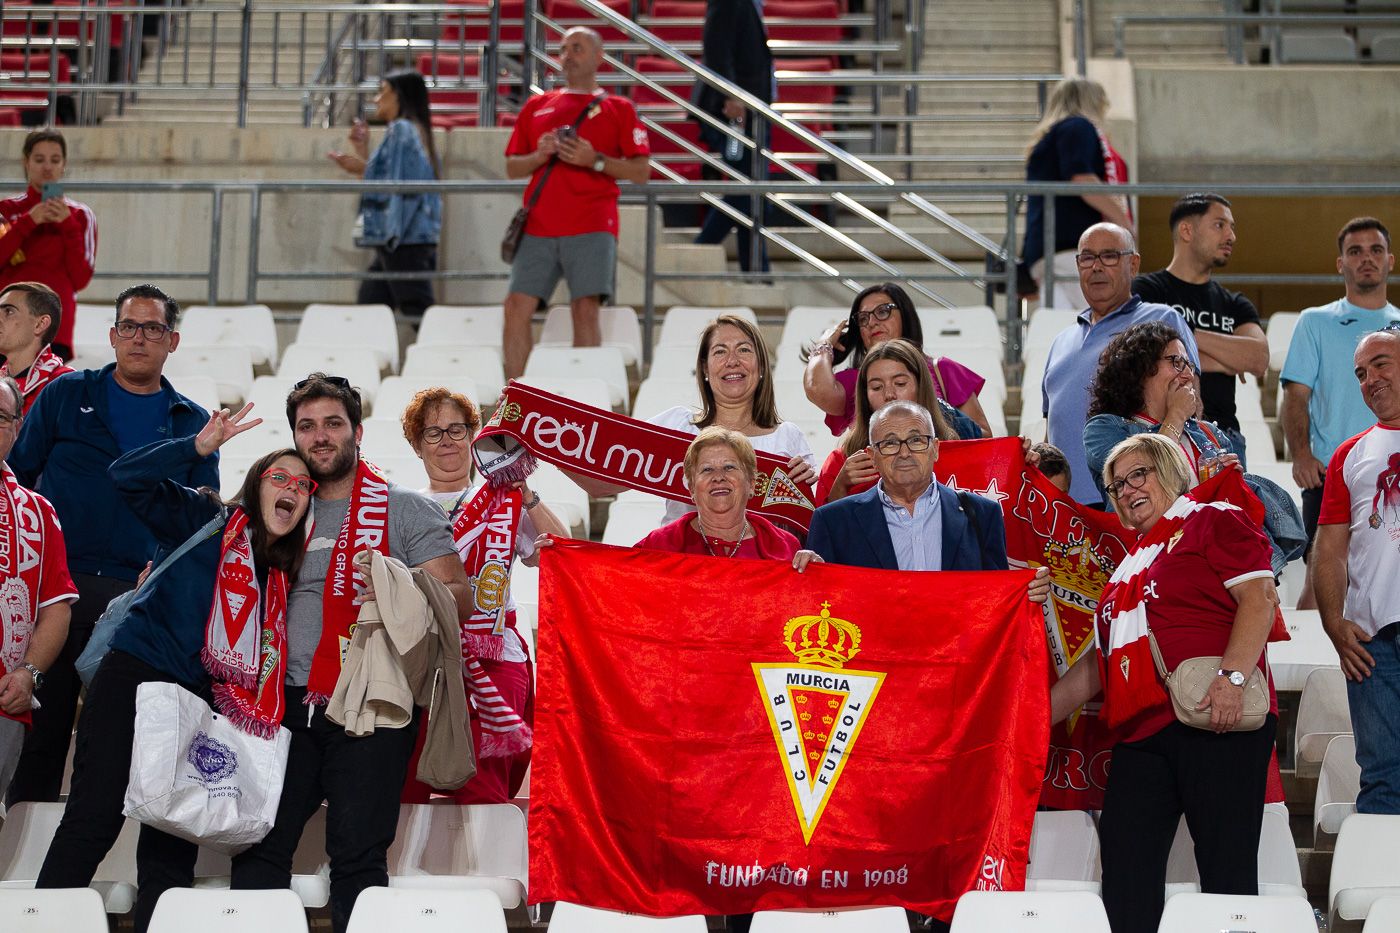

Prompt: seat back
[
  {"left": 147, "top": 888, "right": 309, "bottom": 933},
  {"left": 0, "top": 887, "right": 107, "bottom": 932},
  {"left": 346, "top": 887, "right": 507, "bottom": 933},
  {"left": 950, "top": 891, "right": 1110, "bottom": 932}
]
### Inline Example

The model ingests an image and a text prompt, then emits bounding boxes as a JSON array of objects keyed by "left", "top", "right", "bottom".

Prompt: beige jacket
[{"left": 326, "top": 550, "right": 475, "bottom": 790}]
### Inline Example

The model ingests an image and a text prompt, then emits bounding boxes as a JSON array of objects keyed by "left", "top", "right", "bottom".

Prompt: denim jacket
[{"left": 356, "top": 119, "right": 441, "bottom": 249}]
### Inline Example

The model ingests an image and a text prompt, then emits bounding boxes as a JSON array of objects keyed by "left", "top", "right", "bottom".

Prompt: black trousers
[
  {"left": 8, "top": 571, "right": 133, "bottom": 805},
  {"left": 357, "top": 243, "right": 437, "bottom": 319},
  {"left": 1098, "top": 715, "right": 1277, "bottom": 933},
  {"left": 230, "top": 685, "right": 418, "bottom": 933},
  {"left": 36, "top": 649, "right": 205, "bottom": 933}
]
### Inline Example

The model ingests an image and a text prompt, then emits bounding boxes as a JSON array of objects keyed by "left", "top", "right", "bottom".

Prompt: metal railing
[{"left": 1112, "top": 9, "right": 1400, "bottom": 65}]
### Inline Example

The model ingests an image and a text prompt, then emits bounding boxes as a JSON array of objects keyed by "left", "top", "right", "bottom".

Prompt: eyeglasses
[
  {"left": 422, "top": 423, "right": 471, "bottom": 444},
  {"left": 1074, "top": 249, "right": 1135, "bottom": 269},
  {"left": 856, "top": 303, "right": 898, "bottom": 329},
  {"left": 1105, "top": 465, "right": 1156, "bottom": 500},
  {"left": 261, "top": 468, "right": 318, "bottom": 496},
  {"left": 871, "top": 434, "right": 934, "bottom": 456},
  {"left": 1161, "top": 354, "right": 1190, "bottom": 373},
  {"left": 114, "top": 319, "right": 173, "bottom": 340}
]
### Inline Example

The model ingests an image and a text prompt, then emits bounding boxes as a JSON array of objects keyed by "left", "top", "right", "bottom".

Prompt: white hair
[
  {"left": 869, "top": 399, "right": 935, "bottom": 438},
  {"left": 1079, "top": 222, "right": 1137, "bottom": 253}
]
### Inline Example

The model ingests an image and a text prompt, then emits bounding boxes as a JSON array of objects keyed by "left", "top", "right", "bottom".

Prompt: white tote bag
[{"left": 123, "top": 681, "right": 291, "bottom": 855}]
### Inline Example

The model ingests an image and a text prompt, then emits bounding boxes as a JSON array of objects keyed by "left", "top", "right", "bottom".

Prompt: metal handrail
[{"left": 1112, "top": 11, "right": 1400, "bottom": 62}]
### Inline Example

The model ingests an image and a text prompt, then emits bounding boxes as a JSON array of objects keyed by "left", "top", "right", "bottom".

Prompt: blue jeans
[{"left": 1347, "top": 623, "right": 1400, "bottom": 814}]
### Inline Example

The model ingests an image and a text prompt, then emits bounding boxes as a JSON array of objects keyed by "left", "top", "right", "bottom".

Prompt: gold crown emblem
[
  {"left": 1042, "top": 540, "right": 1113, "bottom": 596},
  {"left": 501, "top": 402, "right": 523, "bottom": 422},
  {"left": 783, "top": 602, "right": 861, "bottom": 669},
  {"left": 471, "top": 560, "right": 510, "bottom": 614}
]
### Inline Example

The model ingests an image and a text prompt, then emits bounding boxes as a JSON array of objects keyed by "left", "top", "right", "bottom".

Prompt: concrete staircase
[{"left": 1090, "top": 0, "right": 1234, "bottom": 64}]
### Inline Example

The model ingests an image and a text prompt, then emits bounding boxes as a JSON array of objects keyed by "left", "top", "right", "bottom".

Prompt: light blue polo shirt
[
  {"left": 1042, "top": 296, "right": 1200, "bottom": 504},
  {"left": 1279, "top": 298, "right": 1400, "bottom": 465}
]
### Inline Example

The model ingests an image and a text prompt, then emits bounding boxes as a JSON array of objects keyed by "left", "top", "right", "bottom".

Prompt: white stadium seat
[
  {"left": 169, "top": 375, "right": 221, "bottom": 412},
  {"left": 372, "top": 375, "right": 482, "bottom": 421},
  {"left": 539, "top": 304, "right": 642, "bottom": 367},
  {"left": 1157, "top": 893, "right": 1317, "bottom": 933},
  {"left": 372, "top": 456, "right": 431, "bottom": 491},
  {"left": 191, "top": 805, "right": 330, "bottom": 908},
  {"left": 1363, "top": 895, "right": 1400, "bottom": 932},
  {"left": 0, "top": 887, "right": 108, "bottom": 932},
  {"left": 218, "top": 455, "right": 256, "bottom": 497},
  {"left": 418, "top": 305, "right": 504, "bottom": 349},
  {"left": 1268, "top": 609, "right": 1339, "bottom": 691},
  {"left": 347, "top": 888, "right": 506, "bottom": 933},
  {"left": 516, "top": 376, "right": 614, "bottom": 413},
  {"left": 1026, "top": 809, "right": 1100, "bottom": 893},
  {"left": 386, "top": 803, "right": 528, "bottom": 909},
  {"left": 1331, "top": 814, "right": 1400, "bottom": 928},
  {"left": 751, "top": 906, "right": 910, "bottom": 932},
  {"left": 297, "top": 303, "right": 399, "bottom": 373},
  {"left": 632, "top": 378, "right": 698, "bottom": 420},
  {"left": 530, "top": 463, "right": 592, "bottom": 537},
  {"left": 163, "top": 344, "right": 254, "bottom": 406},
  {"left": 549, "top": 902, "right": 708, "bottom": 932},
  {"left": 603, "top": 499, "right": 667, "bottom": 546},
  {"left": 647, "top": 343, "right": 701, "bottom": 382},
  {"left": 181, "top": 304, "right": 279, "bottom": 368},
  {"left": 1315, "top": 734, "right": 1361, "bottom": 851},
  {"left": 950, "top": 890, "right": 1109, "bottom": 932},
  {"left": 918, "top": 305, "right": 1002, "bottom": 347},
  {"left": 1164, "top": 807, "right": 1304, "bottom": 899},
  {"left": 778, "top": 306, "right": 847, "bottom": 357},
  {"left": 656, "top": 306, "right": 757, "bottom": 348},
  {"left": 402, "top": 345, "right": 506, "bottom": 404},
  {"left": 147, "top": 888, "right": 308, "bottom": 933},
  {"left": 1024, "top": 308, "right": 1077, "bottom": 357},
  {"left": 1267, "top": 312, "right": 1300, "bottom": 373},
  {"left": 73, "top": 302, "right": 112, "bottom": 350},
  {"left": 523, "top": 346, "right": 628, "bottom": 409},
  {"left": 359, "top": 419, "right": 418, "bottom": 463},
  {"left": 0, "top": 802, "right": 139, "bottom": 913},
  {"left": 278, "top": 345, "right": 383, "bottom": 405},
  {"left": 1296, "top": 666, "right": 1352, "bottom": 779}
]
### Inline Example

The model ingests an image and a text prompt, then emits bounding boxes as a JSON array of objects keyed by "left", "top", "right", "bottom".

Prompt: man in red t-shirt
[{"left": 502, "top": 27, "right": 650, "bottom": 379}]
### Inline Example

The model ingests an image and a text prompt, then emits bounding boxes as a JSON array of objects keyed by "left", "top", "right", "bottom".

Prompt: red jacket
[{"left": 0, "top": 187, "right": 98, "bottom": 355}]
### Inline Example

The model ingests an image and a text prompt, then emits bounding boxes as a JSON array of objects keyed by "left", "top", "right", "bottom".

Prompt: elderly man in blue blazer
[{"left": 803, "top": 400, "right": 1051, "bottom": 601}]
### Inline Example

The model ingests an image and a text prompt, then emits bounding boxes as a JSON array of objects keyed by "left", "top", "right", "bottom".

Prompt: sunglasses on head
[{"left": 293, "top": 374, "right": 359, "bottom": 399}]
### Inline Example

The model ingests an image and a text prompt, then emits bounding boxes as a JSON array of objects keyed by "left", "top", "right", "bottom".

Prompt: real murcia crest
[
  {"left": 471, "top": 559, "right": 511, "bottom": 614},
  {"left": 759, "top": 466, "right": 815, "bottom": 512},
  {"left": 752, "top": 602, "right": 884, "bottom": 844}
]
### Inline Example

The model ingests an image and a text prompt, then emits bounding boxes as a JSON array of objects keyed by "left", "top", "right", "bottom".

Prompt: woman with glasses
[
  {"left": 36, "top": 404, "right": 313, "bottom": 933},
  {"left": 1050, "top": 433, "right": 1280, "bottom": 933},
  {"left": 397, "top": 386, "right": 566, "bottom": 803},
  {"left": 802, "top": 282, "right": 992, "bottom": 438},
  {"left": 1082, "top": 320, "right": 1239, "bottom": 507}
]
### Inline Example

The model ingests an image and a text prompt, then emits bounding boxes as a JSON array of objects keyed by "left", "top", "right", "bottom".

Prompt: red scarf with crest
[
  {"left": 2, "top": 345, "right": 72, "bottom": 415},
  {"left": 202, "top": 508, "right": 290, "bottom": 738}
]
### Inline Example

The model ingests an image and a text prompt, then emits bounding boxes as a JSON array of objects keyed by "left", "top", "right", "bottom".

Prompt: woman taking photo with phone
[{"left": 0, "top": 128, "right": 97, "bottom": 359}]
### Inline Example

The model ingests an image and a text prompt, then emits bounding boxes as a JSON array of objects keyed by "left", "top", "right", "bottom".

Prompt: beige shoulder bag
[{"left": 1146, "top": 630, "right": 1270, "bottom": 732}]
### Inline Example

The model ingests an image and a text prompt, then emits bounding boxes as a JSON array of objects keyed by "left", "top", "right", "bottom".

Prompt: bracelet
[
  {"left": 811, "top": 343, "right": 835, "bottom": 358},
  {"left": 1160, "top": 422, "right": 1181, "bottom": 440},
  {"left": 525, "top": 491, "right": 542, "bottom": 510}
]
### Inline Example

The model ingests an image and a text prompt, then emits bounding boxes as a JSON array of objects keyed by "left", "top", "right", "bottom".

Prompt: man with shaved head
[
  {"left": 1040, "top": 222, "right": 1200, "bottom": 506},
  {"left": 501, "top": 26, "right": 651, "bottom": 379},
  {"left": 1314, "top": 328, "right": 1400, "bottom": 814}
]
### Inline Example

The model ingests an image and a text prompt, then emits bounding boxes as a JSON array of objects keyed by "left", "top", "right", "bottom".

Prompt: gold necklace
[{"left": 697, "top": 514, "right": 749, "bottom": 558}]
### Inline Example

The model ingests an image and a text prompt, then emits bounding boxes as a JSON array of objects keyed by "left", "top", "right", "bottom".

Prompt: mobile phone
[
  {"left": 40, "top": 182, "right": 63, "bottom": 201},
  {"left": 556, "top": 126, "right": 577, "bottom": 143}
]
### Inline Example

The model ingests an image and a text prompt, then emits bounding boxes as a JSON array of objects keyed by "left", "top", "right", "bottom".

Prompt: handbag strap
[
  {"left": 522, "top": 92, "right": 606, "bottom": 213},
  {"left": 1146, "top": 628, "right": 1171, "bottom": 680},
  {"left": 137, "top": 510, "right": 227, "bottom": 596}
]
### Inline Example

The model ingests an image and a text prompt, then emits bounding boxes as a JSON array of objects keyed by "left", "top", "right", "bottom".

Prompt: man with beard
[
  {"left": 230, "top": 372, "right": 472, "bottom": 933},
  {"left": 1134, "top": 193, "right": 1268, "bottom": 465},
  {"left": 1281, "top": 217, "right": 1400, "bottom": 608}
]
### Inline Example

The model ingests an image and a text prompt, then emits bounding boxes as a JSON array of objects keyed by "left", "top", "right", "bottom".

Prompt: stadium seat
[
  {"left": 543, "top": 0, "right": 631, "bottom": 42},
  {"left": 1024, "top": 308, "right": 1077, "bottom": 356},
  {"left": 530, "top": 463, "right": 592, "bottom": 537},
  {"left": 511, "top": 560, "right": 539, "bottom": 609},
  {"left": 538, "top": 304, "right": 643, "bottom": 368},
  {"left": 778, "top": 306, "right": 847, "bottom": 357},
  {"left": 1296, "top": 666, "right": 1352, "bottom": 779},
  {"left": 1279, "top": 30, "right": 1358, "bottom": 63},
  {"left": 632, "top": 378, "right": 699, "bottom": 419},
  {"left": 550, "top": 901, "right": 707, "bottom": 932},
  {"left": 1237, "top": 419, "right": 1279, "bottom": 464},
  {"left": 0, "top": 802, "right": 138, "bottom": 913},
  {"left": 374, "top": 456, "right": 432, "bottom": 490},
  {"left": 418, "top": 305, "right": 504, "bottom": 349},
  {"left": 1266, "top": 312, "right": 1300, "bottom": 372},
  {"left": 278, "top": 345, "right": 383, "bottom": 405},
  {"left": 1025, "top": 809, "right": 1101, "bottom": 893},
  {"left": 516, "top": 376, "right": 614, "bottom": 413},
  {"left": 646, "top": 344, "right": 701, "bottom": 382},
  {"left": 645, "top": 2, "right": 704, "bottom": 44},
  {"left": 935, "top": 341, "right": 1007, "bottom": 407},
  {"left": 1363, "top": 895, "right": 1400, "bottom": 931},
  {"left": 523, "top": 346, "right": 629, "bottom": 409},
  {"left": 191, "top": 805, "right": 330, "bottom": 908},
  {"left": 1315, "top": 734, "right": 1360, "bottom": 851},
  {"left": 1371, "top": 33, "right": 1400, "bottom": 63},
  {"left": 386, "top": 803, "right": 528, "bottom": 908},
  {"left": 656, "top": 306, "right": 757, "bottom": 348},
  {"left": 164, "top": 344, "right": 254, "bottom": 407},
  {"left": 950, "top": 890, "right": 1109, "bottom": 932},
  {"left": 402, "top": 345, "right": 505, "bottom": 403},
  {"left": 751, "top": 906, "right": 909, "bottom": 932},
  {"left": 169, "top": 375, "right": 221, "bottom": 412},
  {"left": 1157, "top": 893, "right": 1317, "bottom": 932},
  {"left": 180, "top": 304, "right": 279, "bottom": 368},
  {"left": 441, "top": 0, "right": 523, "bottom": 43},
  {"left": 0, "top": 887, "right": 107, "bottom": 932},
  {"left": 218, "top": 455, "right": 255, "bottom": 496},
  {"left": 1268, "top": 609, "right": 1338, "bottom": 691},
  {"left": 72, "top": 302, "right": 115, "bottom": 366},
  {"left": 795, "top": 419, "right": 839, "bottom": 465},
  {"left": 418, "top": 53, "right": 480, "bottom": 127},
  {"left": 603, "top": 498, "right": 668, "bottom": 545},
  {"left": 296, "top": 304, "right": 400, "bottom": 373},
  {"left": 360, "top": 418, "right": 419, "bottom": 462},
  {"left": 1331, "top": 814, "right": 1400, "bottom": 927},
  {"left": 347, "top": 887, "right": 506, "bottom": 933},
  {"left": 1164, "top": 807, "right": 1304, "bottom": 899},
  {"left": 373, "top": 375, "right": 482, "bottom": 420},
  {"left": 918, "top": 306, "right": 1002, "bottom": 348},
  {"left": 147, "top": 888, "right": 308, "bottom": 933},
  {"left": 763, "top": 0, "right": 842, "bottom": 44}
]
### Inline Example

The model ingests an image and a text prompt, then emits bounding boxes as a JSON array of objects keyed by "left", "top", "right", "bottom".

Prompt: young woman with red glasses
[{"left": 35, "top": 403, "right": 313, "bottom": 933}]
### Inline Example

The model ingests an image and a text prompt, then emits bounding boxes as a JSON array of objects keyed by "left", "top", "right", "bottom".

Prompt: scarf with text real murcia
[
  {"left": 449, "top": 482, "right": 530, "bottom": 756},
  {"left": 0, "top": 465, "right": 49, "bottom": 706},
  {"left": 202, "top": 507, "right": 290, "bottom": 738}
]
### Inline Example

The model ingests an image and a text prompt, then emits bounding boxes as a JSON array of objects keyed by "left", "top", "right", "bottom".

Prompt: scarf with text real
[
  {"left": 307, "top": 458, "right": 391, "bottom": 704},
  {"left": 202, "top": 507, "right": 290, "bottom": 738},
  {"left": 0, "top": 464, "right": 49, "bottom": 725},
  {"left": 450, "top": 483, "right": 530, "bottom": 756},
  {"left": 2, "top": 345, "right": 72, "bottom": 414},
  {"left": 1094, "top": 468, "right": 1288, "bottom": 729},
  {"left": 531, "top": 538, "right": 1046, "bottom": 920},
  {"left": 472, "top": 382, "right": 816, "bottom": 533}
]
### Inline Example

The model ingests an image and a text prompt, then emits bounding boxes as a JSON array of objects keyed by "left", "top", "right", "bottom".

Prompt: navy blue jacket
[
  {"left": 9, "top": 364, "right": 216, "bottom": 581},
  {"left": 109, "top": 437, "right": 231, "bottom": 688},
  {"left": 805, "top": 479, "right": 1008, "bottom": 571}
]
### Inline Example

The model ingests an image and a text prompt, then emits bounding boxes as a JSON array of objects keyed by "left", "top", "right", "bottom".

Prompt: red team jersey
[
  {"left": 0, "top": 188, "right": 98, "bottom": 354},
  {"left": 505, "top": 90, "right": 650, "bottom": 239}
]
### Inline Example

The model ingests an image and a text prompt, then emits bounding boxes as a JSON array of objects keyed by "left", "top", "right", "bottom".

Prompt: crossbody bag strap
[
  {"left": 138, "top": 508, "right": 227, "bottom": 595},
  {"left": 522, "top": 92, "right": 606, "bottom": 214},
  {"left": 1146, "top": 627, "right": 1171, "bottom": 680}
]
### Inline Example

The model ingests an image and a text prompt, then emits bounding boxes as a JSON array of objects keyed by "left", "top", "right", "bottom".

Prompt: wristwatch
[
  {"left": 1217, "top": 668, "right": 1246, "bottom": 687},
  {"left": 21, "top": 662, "right": 43, "bottom": 690},
  {"left": 592, "top": 154, "right": 606, "bottom": 173}
]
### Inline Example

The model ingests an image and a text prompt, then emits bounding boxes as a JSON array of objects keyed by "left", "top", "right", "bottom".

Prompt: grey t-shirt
[{"left": 285, "top": 483, "right": 457, "bottom": 686}]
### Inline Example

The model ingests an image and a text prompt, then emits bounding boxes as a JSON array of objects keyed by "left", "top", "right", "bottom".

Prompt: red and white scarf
[
  {"left": 0, "top": 465, "right": 48, "bottom": 725},
  {"left": 307, "top": 459, "right": 391, "bottom": 704},
  {"left": 1095, "top": 469, "right": 1285, "bottom": 727},
  {"left": 2, "top": 345, "right": 72, "bottom": 414},
  {"left": 449, "top": 484, "right": 531, "bottom": 757},
  {"left": 202, "top": 508, "right": 290, "bottom": 738}
]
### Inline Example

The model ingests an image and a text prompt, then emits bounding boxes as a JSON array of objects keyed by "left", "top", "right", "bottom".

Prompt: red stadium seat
[
  {"left": 0, "top": 108, "right": 19, "bottom": 126},
  {"left": 647, "top": 0, "right": 704, "bottom": 45},
  {"left": 764, "top": 0, "right": 842, "bottom": 44},
  {"left": 631, "top": 57, "right": 701, "bottom": 180},
  {"left": 631, "top": 55, "right": 692, "bottom": 107},
  {"left": 0, "top": 50, "right": 72, "bottom": 115},
  {"left": 441, "top": 0, "right": 523, "bottom": 44},
  {"left": 419, "top": 54, "right": 481, "bottom": 124},
  {"left": 543, "top": 0, "right": 631, "bottom": 42}
]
